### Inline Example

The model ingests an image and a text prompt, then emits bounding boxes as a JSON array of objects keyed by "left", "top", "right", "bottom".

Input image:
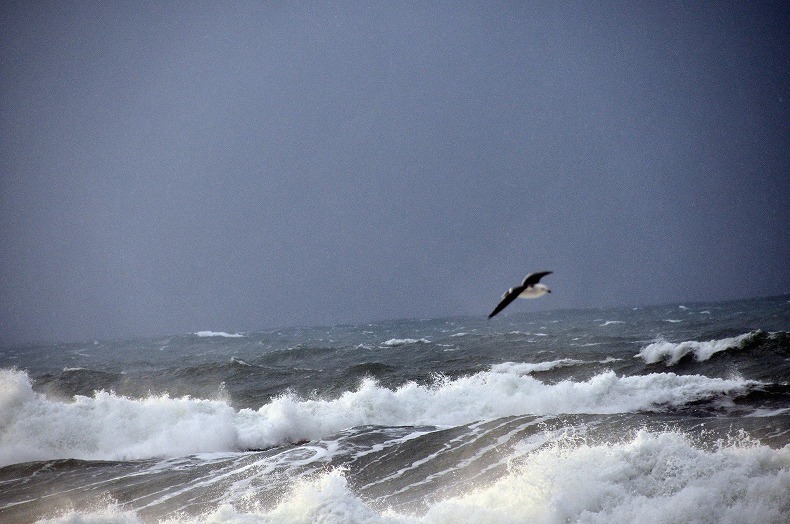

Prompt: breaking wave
[
  {"left": 0, "top": 368, "right": 757, "bottom": 466},
  {"left": 194, "top": 331, "right": 245, "bottom": 338},
  {"left": 37, "top": 431, "right": 790, "bottom": 524},
  {"left": 381, "top": 338, "right": 431, "bottom": 346},
  {"left": 636, "top": 331, "right": 759, "bottom": 365},
  {"left": 491, "top": 359, "right": 586, "bottom": 374}
]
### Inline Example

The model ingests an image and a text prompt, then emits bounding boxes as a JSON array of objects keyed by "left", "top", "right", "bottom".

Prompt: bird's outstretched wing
[
  {"left": 488, "top": 286, "right": 523, "bottom": 319},
  {"left": 522, "top": 271, "right": 553, "bottom": 288},
  {"left": 489, "top": 271, "right": 553, "bottom": 318}
]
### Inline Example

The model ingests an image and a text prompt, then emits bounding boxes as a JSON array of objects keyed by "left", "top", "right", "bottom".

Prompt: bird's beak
[{"left": 547, "top": 289, "right": 552, "bottom": 293}]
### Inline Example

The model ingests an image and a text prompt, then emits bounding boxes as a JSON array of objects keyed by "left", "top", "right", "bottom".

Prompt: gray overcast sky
[{"left": 1, "top": 1, "right": 788, "bottom": 344}]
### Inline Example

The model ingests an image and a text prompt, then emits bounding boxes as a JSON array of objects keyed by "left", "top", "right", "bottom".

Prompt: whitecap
[
  {"left": 491, "top": 359, "right": 586, "bottom": 374},
  {"left": 230, "top": 357, "right": 252, "bottom": 367},
  {"left": 0, "top": 368, "right": 758, "bottom": 467},
  {"left": 381, "top": 338, "right": 430, "bottom": 346},
  {"left": 636, "top": 331, "right": 758, "bottom": 365},
  {"left": 194, "top": 331, "right": 245, "bottom": 338}
]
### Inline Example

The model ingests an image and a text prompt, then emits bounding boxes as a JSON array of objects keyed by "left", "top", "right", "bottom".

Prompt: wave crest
[
  {"left": 636, "top": 331, "right": 760, "bottom": 365},
  {"left": 0, "top": 368, "right": 756, "bottom": 466},
  {"left": 382, "top": 338, "right": 430, "bottom": 346},
  {"left": 491, "top": 359, "right": 586, "bottom": 374},
  {"left": 194, "top": 331, "right": 245, "bottom": 338}
]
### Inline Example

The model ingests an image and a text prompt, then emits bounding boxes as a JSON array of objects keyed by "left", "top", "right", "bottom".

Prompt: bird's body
[
  {"left": 488, "top": 271, "right": 553, "bottom": 319},
  {"left": 515, "top": 283, "right": 550, "bottom": 299}
]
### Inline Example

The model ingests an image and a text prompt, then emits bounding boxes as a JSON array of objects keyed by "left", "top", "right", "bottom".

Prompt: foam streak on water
[{"left": 29, "top": 429, "right": 790, "bottom": 524}]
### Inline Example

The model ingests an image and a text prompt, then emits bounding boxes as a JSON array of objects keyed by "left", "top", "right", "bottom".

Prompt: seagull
[{"left": 488, "top": 271, "right": 553, "bottom": 319}]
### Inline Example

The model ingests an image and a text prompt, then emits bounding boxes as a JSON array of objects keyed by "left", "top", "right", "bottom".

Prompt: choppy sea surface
[{"left": 1, "top": 295, "right": 789, "bottom": 523}]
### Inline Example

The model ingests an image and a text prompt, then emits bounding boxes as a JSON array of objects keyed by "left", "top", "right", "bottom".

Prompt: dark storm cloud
[{"left": 1, "top": 1, "right": 788, "bottom": 344}]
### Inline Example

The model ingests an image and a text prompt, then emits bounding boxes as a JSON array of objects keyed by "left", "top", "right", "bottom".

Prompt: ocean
[{"left": 1, "top": 295, "right": 788, "bottom": 523}]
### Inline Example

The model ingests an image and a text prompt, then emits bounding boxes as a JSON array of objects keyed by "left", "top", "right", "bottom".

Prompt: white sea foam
[
  {"left": 0, "top": 369, "right": 238, "bottom": 467},
  {"left": 0, "top": 368, "right": 756, "bottom": 466},
  {"left": 492, "top": 358, "right": 624, "bottom": 375},
  {"left": 491, "top": 359, "right": 586, "bottom": 374},
  {"left": 39, "top": 432, "right": 790, "bottom": 524},
  {"left": 410, "top": 431, "right": 790, "bottom": 524},
  {"left": 381, "top": 338, "right": 430, "bottom": 346},
  {"left": 235, "top": 371, "right": 756, "bottom": 453},
  {"left": 194, "top": 331, "right": 245, "bottom": 338},
  {"left": 636, "top": 331, "right": 758, "bottom": 365}
]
